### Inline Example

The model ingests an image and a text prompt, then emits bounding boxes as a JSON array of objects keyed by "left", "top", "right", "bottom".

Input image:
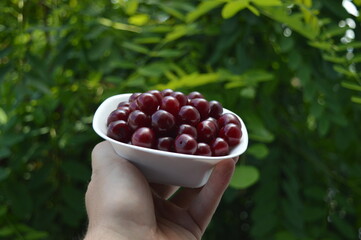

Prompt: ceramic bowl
[{"left": 92, "top": 93, "right": 248, "bottom": 188}]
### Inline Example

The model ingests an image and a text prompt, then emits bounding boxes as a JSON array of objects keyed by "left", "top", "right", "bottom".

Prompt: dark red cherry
[
  {"left": 151, "top": 110, "right": 175, "bottom": 134},
  {"left": 195, "top": 143, "right": 212, "bottom": 156},
  {"left": 218, "top": 113, "right": 241, "bottom": 128},
  {"left": 156, "top": 137, "right": 174, "bottom": 151},
  {"left": 117, "top": 101, "right": 130, "bottom": 108},
  {"left": 190, "top": 98, "right": 210, "bottom": 120},
  {"left": 219, "top": 123, "right": 242, "bottom": 146},
  {"left": 178, "top": 124, "right": 197, "bottom": 139},
  {"left": 174, "top": 134, "right": 197, "bottom": 155},
  {"left": 197, "top": 120, "right": 217, "bottom": 143},
  {"left": 129, "top": 92, "right": 142, "bottom": 102},
  {"left": 210, "top": 137, "right": 229, "bottom": 156},
  {"left": 131, "top": 127, "right": 155, "bottom": 148},
  {"left": 137, "top": 93, "right": 159, "bottom": 115},
  {"left": 188, "top": 91, "right": 204, "bottom": 99},
  {"left": 161, "top": 96, "right": 180, "bottom": 116},
  {"left": 209, "top": 100, "right": 223, "bottom": 119},
  {"left": 148, "top": 90, "right": 163, "bottom": 103},
  {"left": 177, "top": 105, "right": 201, "bottom": 126},
  {"left": 129, "top": 100, "right": 139, "bottom": 111},
  {"left": 171, "top": 91, "right": 188, "bottom": 107},
  {"left": 128, "top": 110, "right": 151, "bottom": 130},
  {"left": 107, "top": 109, "right": 130, "bottom": 126},
  {"left": 107, "top": 120, "right": 132, "bottom": 143},
  {"left": 161, "top": 89, "right": 174, "bottom": 97}
]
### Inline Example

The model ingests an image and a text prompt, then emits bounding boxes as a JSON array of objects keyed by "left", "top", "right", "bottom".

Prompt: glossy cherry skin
[
  {"left": 209, "top": 100, "right": 223, "bottom": 119},
  {"left": 218, "top": 113, "right": 241, "bottom": 128},
  {"left": 210, "top": 137, "right": 229, "bottom": 156},
  {"left": 129, "top": 92, "right": 141, "bottom": 102},
  {"left": 160, "top": 96, "right": 180, "bottom": 116},
  {"left": 177, "top": 124, "right": 197, "bottom": 139},
  {"left": 188, "top": 91, "right": 204, "bottom": 99},
  {"left": 151, "top": 110, "right": 176, "bottom": 134},
  {"left": 131, "top": 127, "right": 155, "bottom": 148},
  {"left": 137, "top": 93, "right": 159, "bottom": 115},
  {"left": 177, "top": 105, "right": 201, "bottom": 126},
  {"left": 148, "top": 90, "right": 163, "bottom": 104},
  {"left": 195, "top": 143, "right": 212, "bottom": 156},
  {"left": 128, "top": 110, "right": 151, "bottom": 130},
  {"left": 197, "top": 120, "right": 217, "bottom": 143},
  {"left": 161, "top": 89, "right": 174, "bottom": 97},
  {"left": 190, "top": 98, "right": 210, "bottom": 120},
  {"left": 107, "top": 109, "right": 130, "bottom": 126},
  {"left": 171, "top": 91, "right": 188, "bottom": 107},
  {"left": 219, "top": 123, "right": 242, "bottom": 146},
  {"left": 174, "top": 134, "right": 197, "bottom": 155},
  {"left": 156, "top": 137, "right": 174, "bottom": 152},
  {"left": 117, "top": 101, "right": 130, "bottom": 108},
  {"left": 107, "top": 120, "right": 132, "bottom": 143}
]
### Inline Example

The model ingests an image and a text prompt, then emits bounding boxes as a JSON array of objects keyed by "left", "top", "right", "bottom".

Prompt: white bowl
[{"left": 92, "top": 93, "right": 248, "bottom": 188}]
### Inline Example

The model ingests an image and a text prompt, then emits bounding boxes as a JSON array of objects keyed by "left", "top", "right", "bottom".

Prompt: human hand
[{"left": 84, "top": 141, "right": 236, "bottom": 240}]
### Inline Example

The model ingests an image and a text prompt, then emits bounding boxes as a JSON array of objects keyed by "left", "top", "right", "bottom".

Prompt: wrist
[{"left": 84, "top": 227, "right": 127, "bottom": 240}]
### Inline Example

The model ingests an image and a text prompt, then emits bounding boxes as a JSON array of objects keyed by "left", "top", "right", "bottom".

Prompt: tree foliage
[{"left": 0, "top": 0, "right": 360, "bottom": 239}]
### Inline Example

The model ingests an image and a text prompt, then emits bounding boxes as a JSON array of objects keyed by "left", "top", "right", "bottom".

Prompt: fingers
[
  {"left": 187, "top": 158, "right": 235, "bottom": 233},
  {"left": 169, "top": 187, "right": 202, "bottom": 208},
  {"left": 150, "top": 183, "right": 180, "bottom": 199}
]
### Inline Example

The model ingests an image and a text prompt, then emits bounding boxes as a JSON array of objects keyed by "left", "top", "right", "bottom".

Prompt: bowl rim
[{"left": 93, "top": 93, "right": 249, "bottom": 161}]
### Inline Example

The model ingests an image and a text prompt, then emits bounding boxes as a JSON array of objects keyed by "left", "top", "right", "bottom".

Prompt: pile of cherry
[{"left": 106, "top": 89, "right": 242, "bottom": 156}]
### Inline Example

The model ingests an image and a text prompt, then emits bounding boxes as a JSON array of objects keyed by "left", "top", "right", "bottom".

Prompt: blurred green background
[{"left": 1, "top": 0, "right": 361, "bottom": 239}]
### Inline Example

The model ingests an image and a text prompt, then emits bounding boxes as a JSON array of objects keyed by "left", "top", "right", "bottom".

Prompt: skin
[{"left": 84, "top": 141, "right": 237, "bottom": 240}]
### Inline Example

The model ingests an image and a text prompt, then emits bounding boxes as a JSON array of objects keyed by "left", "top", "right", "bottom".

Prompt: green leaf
[
  {"left": 230, "top": 165, "right": 260, "bottom": 189},
  {"left": 247, "top": 144, "right": 269, "bottom": 159},
  {"left": 122, "top": 42, "right": 150, "bottom": 54},
  {"left": 0, "top": 107, "right": 7, "bottom": 124},
  {"left": 341, "top": 81, "right": 361, "bottom": 91},
  {"left": 275, "top": 231, "right": 298, "bottom": 240},
  {"left": 351, "top": 96, "right": 361, "bottom": 104},
  {"left": 252, "top": 0, "right": 282, "bottom": 6},
  {"left": 128, "top": 14, "right": 150, "bottom": 26},
  {"left": 159, "top": 4, "right": 185, "bottom": 20},
  {"left": 222, "top": 0, "right": 249, "bottom": 19},
  {"left": 163, "top": 24, "right": 198, "bottom": 43},
  {"left": 186, "top": 0, "right": 226, "bottom": 23}
]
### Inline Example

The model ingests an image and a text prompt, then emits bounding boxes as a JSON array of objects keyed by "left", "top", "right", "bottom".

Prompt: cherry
[
  {"left": 219, "top": 123, "right": 242, "bottom": 146},
  {"left": 205, "top": 117, "right": 219, "bottom": 131},
  {"left": 129, "top": 100, "right": 139, "bottom": 111},
  {"left": 174, "top": 134, "right": 197, "bottom": 155},
  {"left": 129, "top": 92, "right": 141, "bottom": 102},
  {"left": 190, "top": 98, "right": 210, "bottom": 120},
  {"left": 210, "top": 137, "right": 229, "bottom": 156},
  {"left": 148, "top": 90, "right": 163, "bottom": 103},
  {"left": 128, "top": 110, "right": 151, "bottom": 130},
  {"left": 107, "top": 120, "right": 132, "bottom": 143},
  {"left": 151, "top": 110, "right": 175, "bottom": 134},
  {"left": 131, "top": 127, "right": 155, "bottom": 148},
  {"left": 177, "top": 105, "right": 200, "bottom": 126},
  {"left": 107, "top": 109, "right": 130, "bottom": 126},
  {"left": 107, "top": 90, "right": 242, "bottom": 156},
  {"left": 137, "top": 93, "right": 159, "bottom": 115},
  {"left": 218, "top": 113, "right": 241, "bottom": 128},
  {"left": 171, "top": 91, "right": 188, "bottom": 107},
  {"left": 195, "top": 143, "right": 212, "bottom": 156},
  {"left": 117, "top": 101, "right": 130, "bottom": 108},
  {"left": 178, "top": 124, "right": 197, "bottom": 139},
  {"left": 161, "top": 89, "right": 174, "bottom": 97},
  {"left": 197, "top": 120, "right": 217, "bottom": 143},
  {"left": 156, "top": 137, "right": 174, "bottom": 152},
  {"left": 209, "top": 100, "right": 223, "bottom": 119},
  {"left": 188, "top": 91, "right": 204, "bottom": 99},
  {"left": 160, "top": 96, "right": 180, "bottom": 116}
]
